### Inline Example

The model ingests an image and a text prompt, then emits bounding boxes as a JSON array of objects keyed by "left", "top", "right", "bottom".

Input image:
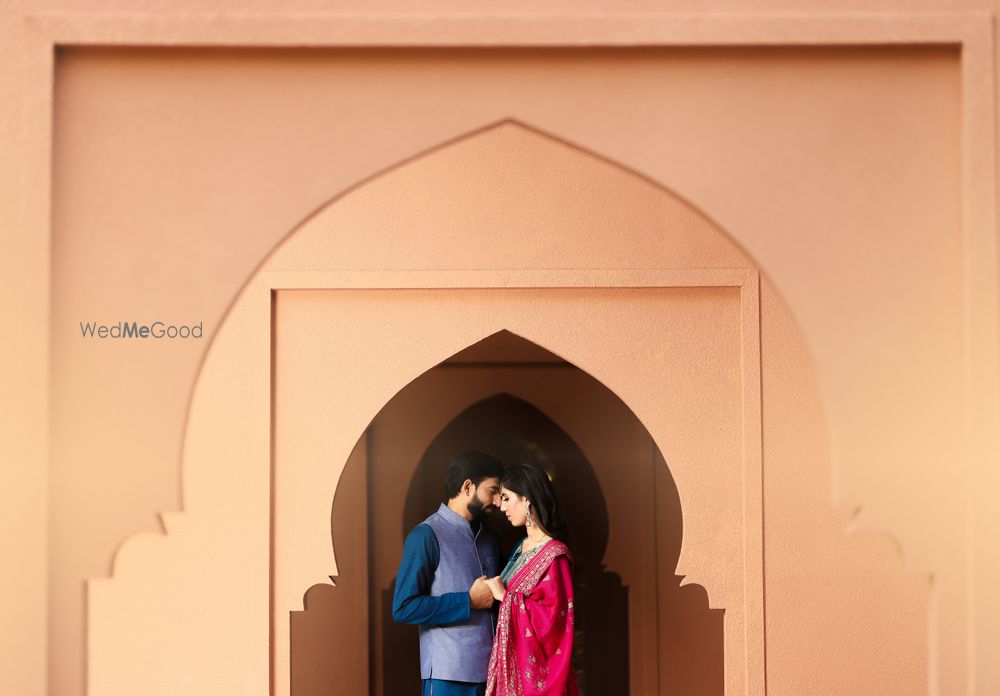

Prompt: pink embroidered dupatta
[{"left": 485, "top": 540, "right": 579, "bottom": 696}]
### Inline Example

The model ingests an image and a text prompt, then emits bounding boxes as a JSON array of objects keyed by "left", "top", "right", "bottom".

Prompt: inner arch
[{"left": 293, "top": 330, "right": 723, "bottom": 696}]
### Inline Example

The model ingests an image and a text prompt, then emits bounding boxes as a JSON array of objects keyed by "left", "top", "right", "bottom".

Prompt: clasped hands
[{"left": 469, "top": 575, "right": 506, "bottom": 608}]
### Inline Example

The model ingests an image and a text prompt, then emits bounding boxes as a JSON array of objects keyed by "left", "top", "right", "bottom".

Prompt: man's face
[{"left": 466, "top": 476, "right": 502, "bottom": 521}]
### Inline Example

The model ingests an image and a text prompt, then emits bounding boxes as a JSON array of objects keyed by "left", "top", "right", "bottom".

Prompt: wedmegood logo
[{"left": 79, "top": 321, "right": 204, "bottom": 340}]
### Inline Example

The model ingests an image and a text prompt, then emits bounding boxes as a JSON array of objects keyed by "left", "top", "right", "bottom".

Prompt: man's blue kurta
[{"left": 393, "top": 505, "right": 500, "bottom": 696}]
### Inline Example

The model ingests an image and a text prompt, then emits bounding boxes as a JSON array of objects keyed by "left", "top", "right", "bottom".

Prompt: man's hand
[{"left": 469, "top": 576, "right": 493, "bottom": 610}]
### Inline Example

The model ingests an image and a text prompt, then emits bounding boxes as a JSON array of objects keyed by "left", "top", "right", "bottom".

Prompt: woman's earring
[{"left": 526, "top": 502, "right": 533, "bottom": 528}]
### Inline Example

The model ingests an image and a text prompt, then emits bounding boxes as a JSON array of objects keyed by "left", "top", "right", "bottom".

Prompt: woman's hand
[{"left": 486, "top": 576, "right": 506, "bottom": 602}]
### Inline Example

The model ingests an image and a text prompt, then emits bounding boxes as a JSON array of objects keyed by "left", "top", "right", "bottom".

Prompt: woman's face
[{"left": 499, "top": 487, "right": 530, "bottom": 528}]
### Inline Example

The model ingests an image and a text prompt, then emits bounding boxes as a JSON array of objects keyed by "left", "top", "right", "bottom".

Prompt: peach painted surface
[
  {"left": 89, "top": 118, "right": 920, "bottom": 696},
  {"left": 0, "top": 8, "right": 994, "bottom": 696}
]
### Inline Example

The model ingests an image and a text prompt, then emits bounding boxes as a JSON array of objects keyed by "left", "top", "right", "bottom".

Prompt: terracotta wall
[{"left": 1, "top": 3, "right": 998, "bottom": 696}]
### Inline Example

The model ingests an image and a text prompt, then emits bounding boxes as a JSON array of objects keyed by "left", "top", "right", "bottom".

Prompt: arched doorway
[
  {"left": 291, "top": 331, "right": 723, "bottom": 695},
  {"left": 91, "top": 123, "right": 766, "bottom": 696}
]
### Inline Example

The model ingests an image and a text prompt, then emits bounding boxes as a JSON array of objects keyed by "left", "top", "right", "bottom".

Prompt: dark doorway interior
[{"left": 380, "top": 392, "right": 629, "bottom": 695}]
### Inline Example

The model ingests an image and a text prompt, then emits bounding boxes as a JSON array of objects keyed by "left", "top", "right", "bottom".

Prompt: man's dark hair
[{"left": 444, "top": 451, "right": 504, "bottom": 499}]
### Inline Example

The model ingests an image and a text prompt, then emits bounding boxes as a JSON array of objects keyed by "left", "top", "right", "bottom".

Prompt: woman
[{"left": 484, "top": 463, "right": 579, "bottom": 696}]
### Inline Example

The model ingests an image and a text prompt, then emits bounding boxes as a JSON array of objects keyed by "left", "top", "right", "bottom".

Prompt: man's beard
[{"left": 467, "top": 497, "right": 495, "bottom": 522}]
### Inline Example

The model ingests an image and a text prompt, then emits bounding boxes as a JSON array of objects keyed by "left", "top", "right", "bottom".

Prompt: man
[{"left": 393, "top": 451, "right": 504, "bottom": 696}]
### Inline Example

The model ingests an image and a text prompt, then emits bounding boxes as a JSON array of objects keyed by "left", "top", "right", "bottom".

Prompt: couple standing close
[{"left": 392, "top": 452, "right": 580, "bottom": 696}]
